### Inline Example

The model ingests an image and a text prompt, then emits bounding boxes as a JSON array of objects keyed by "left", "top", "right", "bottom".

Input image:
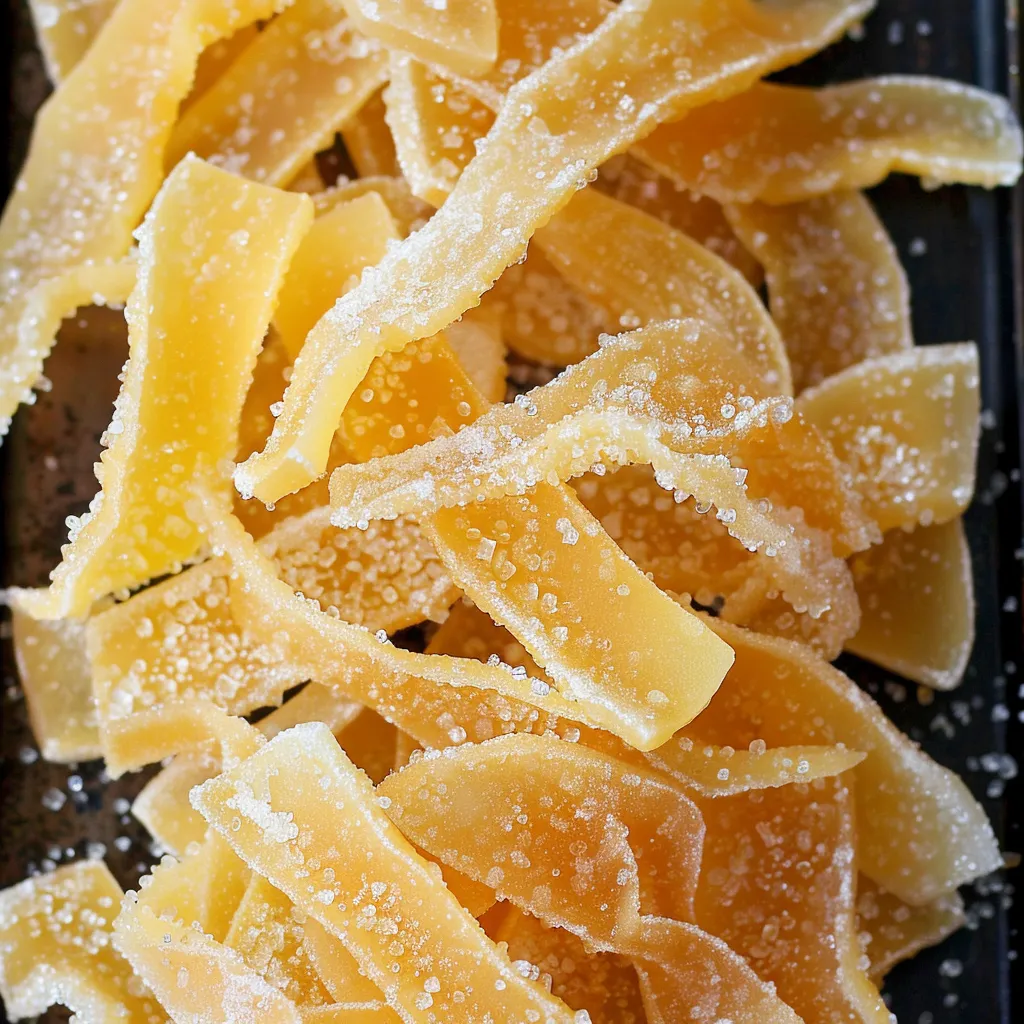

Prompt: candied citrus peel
[
  {"left": 21, "top": 157, "right": 313, "bottom": 620},
  {"left": 28, "top": 0, "right": 118, "bottom": 81},
  {"left": 635, "top": 77, "right": 1024, "bottom": 205},
  {"left": 343, "top": 90, "right": 401, "bottom": 178}
]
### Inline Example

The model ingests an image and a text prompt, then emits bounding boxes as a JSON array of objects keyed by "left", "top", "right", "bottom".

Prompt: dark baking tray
[{"left": 1, "top": 0, "right": 1021, "bottom": 1021}]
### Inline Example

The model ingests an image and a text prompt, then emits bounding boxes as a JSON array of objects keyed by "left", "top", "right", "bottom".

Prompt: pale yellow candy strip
[
  {"left": 192, "top": 723, "right": 577, "bottom": 1023},
  {"left": 341, "top": 0, "right": 497, "bottom": 77},
  {"left": 848, "top": 518, "right": 974, "bottom": 690},
  {"left": 21, "top": 158, "right": 313, "bottom": 620},
  {"left": 796, "top": 343, "right": 980, "bottom": 531},
  {"left": 303, "top": 917, "right": 400, "bottom": 1006},
  {"left": 0, "top": 0, "right": 292, "bottom": 432},
  {"left": 342, "top": 90, "right": 401, "bottom": 178},
  {"left": 0, "top": 861, "right": 165, "bottom": 1022},
  {"left": 237, "top": 0, "right": 873, "bottom": 503},
  {"left": 28, "top": 0, "right": 118, "bottom": 82},
  {"left": 303, "top": 1006, "right": 400, "bottom": 1022},
  {"left": 167, "top": 1, "right": 389, "bottom": 188},
  {"left": 635, "top": 76, "right": 1024, "bottom": 205},
  {"left": 726, "top": 192, "right": 912, "bottom": 392}
]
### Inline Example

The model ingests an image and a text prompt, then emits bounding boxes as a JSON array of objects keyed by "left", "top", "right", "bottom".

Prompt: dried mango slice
[
  {"left": 726, "top": 192, "right": 912, "bottom": 392},
  {"left": 10, "top": 597, "right": 100, "bottom": 762},
  {"left": 848, "top": 518, "right": 974, "bottom": 689},
  {"left": 534, "top": 187, "right": 791, "bottom": 392},
  {"left": 342, "top": 0, "right": 498, "bottom": 77},
  {"left": 856, "top": 877, "right": 965, "bottom": 983},
  {"left": 28, "top": 0, "right": 118, "bottom": 81},
  {"left": 167, "top": 2, "right": 388, "bottom": 189},
  {"left": 192, "top": 723, "right": 578, "bottom": 1023},
  {"left": 797, "top": 343, "right": 981, "bottom": 531},
  {"left": 635, "top": 77, "right": 1024, "bottom": 205},
  {"left": 236, "top": 0, "right": 872, "bottom": 503},
  {"left": 0, "top": 860, "right": 165, "bottom": 1022},
  {"left": 695, "top": 777, "right": 890, "bottom": 1024},
  {"left": 0, "top": 0, "right": 291, "bottom": 432},
  {"left": 343, "top": 90, "right": 401, "bottom": 178},
  {"left": 22, "top": 158, "right": 313, "bottom": 620},
  {"left": 700, "top": 619, "right": 1000, "bottom": 904}
]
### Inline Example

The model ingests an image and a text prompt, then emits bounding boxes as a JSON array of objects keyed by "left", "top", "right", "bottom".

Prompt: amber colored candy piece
[
  {"left": 186, "top": 26, "right": 262, "bottom": 110},
  {"left": 236, "top": 0, "right": 872, "bottom": 503},
  {"left": 700, "top": 619, "right": 1000, "bottom": 904},
  {"left": 192, "top": 723, "right": 578, "bottom": 1023},
  {"left": 0, "top": 0, "right": 291, "bottom": 431},
  {"left": 0, "top": 861, "right": 165, "bottom": 1022},
  {"left": 848, "top": 518, "right": 974, "bottom": 689},
  {"left": 797, "top": 343, "right": 980, "bottom": 531},
  {"left": 168, "top": 2, "right": 388, "bottom": 189},
  {"left": 444, "top": 307, "right": 508, "bottom": 404},
  {"left": 28, "top": 0, "right": 117, "bottom": 81},
  {"left": 304, "top": 1005, "right": 399, "bottom": 1022},
  {"left": 303, "top": 917, "right": 394, "bottom": 1006},
  {"left": 695, "top": 777, "right": 890, "bottom": 1024},
  {"left": 635, "top": 77, "right": 1023, "bottom": 206},
  {"left": 22, "top": 158, "right": 313, "bottom": 620},
  {"left": 343, "top": 90, "right": 401, "bottom": 178},
  {"left": 856, "top": 877, "right": 966, "bottom": 983},
  {"left": 726, "top": 192, "right": 911, "bottom": 392},
  {"left": 10, "top": 599, "right": 100, "bottom": 762}
]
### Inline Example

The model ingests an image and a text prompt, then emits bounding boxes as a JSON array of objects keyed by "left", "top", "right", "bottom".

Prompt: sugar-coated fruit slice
[
  {"left": 27, "top": 0, "right": 118, "bottom": 81},
  {"left": 726, "top": 192, "right": 912, "bottom": 393},
  {"left": 192, "top": 722, "right": 579, "bottom": 1023},
  {"left": 342, "top": 90, "right": 401, "bottom": 178}
]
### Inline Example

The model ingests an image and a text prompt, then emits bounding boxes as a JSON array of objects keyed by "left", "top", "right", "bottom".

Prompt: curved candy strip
[
  {"left": 236, "top": 0, "right": 873, "bottom": 504},
  {"left": 848, "top": 518, "right": 974, "bottom": 689},
  {"left": 22, "top": 158, "right": 313, "bottom": 620},
  {"left": 0, "top": 861, "right": 165, "bottom": 1023},
  {"left": 192, "top": 722, "right": 579, "bottom": 1023},
  {"left": 303, "top": 918, "right": 397, "bottom": 1007},
  {"left": 726, "top": 192, "right": 912, "bottom": 392},
  {"left": 167, "top": 2, "right": 389, "bottom": 189},
  {"left": 0, "top": 0, "right": 292, "bottom": 432},
  {"left": 796, "top": 343, "right": 980, "bottom": 531},
  {"left": 635, "top": 77, "right": 1024, "bottom": 205},
  {"left": 28, "top": 0, "right": 118, "bottom": 81}
]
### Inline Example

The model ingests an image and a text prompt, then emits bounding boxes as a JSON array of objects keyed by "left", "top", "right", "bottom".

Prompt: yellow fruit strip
[
  {"left": 303, "top": 1006, "right": 400, "bottom": 1022},
  {"left": 695, "top": 777, "right": 891, "bottom": 1024},
  {"left": 726, "top": 192, "right": 912, "bottom": 392},
  {"left": 342, "top": 0, "right": 498, "bottom": 77},
  {"left": 797, "top": 343, "right": 980, "bottom": 531},
  {"left": 848, "top": 518, "right": 974, "bottom": 689},
  {"left": 856, "top": 877, "right": 966, "bottom": 983},
  {"left": 27, "top": 0, "right": 118, "bottom": 81},
  {"left": 342, "top": 89, "right": 401, "bottom": 178},
  {"left": 303, "top": 917, "right": 402, "bottom": 1007},
  {"left": 443, "top": 307, "right": 508, "bottom": 404},
  {"left": 22, "top": 158, "right": 313, "bottom": 620},
  {"left": 535, "top": 188, "right": 791, "bottom": 392},
  {"left": 236, "top": 0, "right": 873, "bottom": 504},
  {"left": 702, "top": 619, "right": 1001, "bottom": 904},
  {"left": 635, "top": 77, "right": 1024, "bottom": 205},
  {"left": 0, "top": 0, "right": 291, "bottom": 432},
  {"left": 186, "top": 26, "right": 262, "bottom": 109},
  {"left": 167, "top": 2, "right": 389, "bottom": 189},
  {"left": 192, "top": 723, "right": 578, "bottom": 1023},
  {"left": 0, "top": 861, "right": 165, "bottom": 1022}
]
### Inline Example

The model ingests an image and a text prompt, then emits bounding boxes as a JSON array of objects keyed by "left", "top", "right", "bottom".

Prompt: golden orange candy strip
[
  {"left": 21, "top": 158, "right": 313, "bottom": 620},
  {"left": 797, "top": 343, "right": 980, "bottom": 531},
  {"left": 696, "top": 777, "right": 890, "bottom": 1024},
  {"left": 167, "top": 2, "right": 388, "bottom": 189},
  {"left": 342, "top": 90, "right": 401, "bottom": 178},
  {"left": 702, "top": 619, "right": 1000, "bottom": 904},
  {"left": 635, "top": 77, "right": 1024, "bottom": 205},
  {"left": 849, "top": 518, "right": 974, "bottom": 689},
  {"left": 303, "top": 918, "right": 397, "bottom": 1007},
  {"left": 726, "top": 192, "right": 912, "bottom": 392},
  {"left": 0, "top": 0, "right": 292, "bottom": 432},
  {"left": 192, "top": 723, "right": 578, "bottom": 1023},
  {"left": 236, "top": 0, "right": 872, "bottom": 503},
  {"left": 27, "top": 0, "right": 118, "bottom": 81},
  {"left": 0, "top": 861, "right": 165, "bottom": 1022}
]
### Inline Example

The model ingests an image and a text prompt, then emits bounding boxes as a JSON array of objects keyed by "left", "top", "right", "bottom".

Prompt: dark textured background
[{"left": 1, "top": 0, "right": 1022, "bottom": 1021}]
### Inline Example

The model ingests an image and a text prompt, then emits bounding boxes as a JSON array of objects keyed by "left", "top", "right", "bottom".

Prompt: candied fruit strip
[
  {"left": 443, "top": 306, "right": 508, "bottom": 404},
  {"left": 796, "top": 343, "right": 981, "bottom": 531},
  {"left": 341, "top": 0, "right": 498, "bottom": 77},
  {"left": 9, "top": 597, "right": 100, "bottom": 762},
  {"left": 21, "top": 158, "right": 314, "bottom": 620},
  {"left": 694, "top": 777, "right": 890, "bottom": 1024},
  {"left": 303, "top": 1006, "right": 399, "bottom": 1022},
  {"left": 303, "top": 917, "right": 401, "bottom": 1007},
  {"left": 0, "top": 860, "right": 165, "bottom": 1023},
  {"left": 534, "top": 188, "right": 791, "bottom": 392},
  {"left": 192, "top": 723, "right": 578, "bottom": 1023},
  {"left": 312, "top": 175, "right": 433, "bottom": 233},
  {"left": 0, "top": 0, "right": 293, "bottom": 432},
  {"left": 848, "top": 518, "right": 974, "bottom": 689},
  {"left": 726, "top": 192, "right": 912, "bottom": 392},
  {"left": 856, "top": 877, "right": 966, "bottom": 983},
  {"left": 236, "top": 0, "right": 874, "bottom": 504},
  {"left": 167, "top": 2, "right": 388, "bottom": 189},
  {"left": 342, "top": 90, "right": 401, "bottom": 178},
  {"left": 635, "top": 76, "right": 1024, "bottom": 206},
  {"left": 185, "top": 26, "right": 262, "bottom": 110},
  {"left": 701, "top": 618, "right": 1001, "bottom": 904},
  {"left": 27, "top": 0, "right": 118, "bottom": 82}
]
